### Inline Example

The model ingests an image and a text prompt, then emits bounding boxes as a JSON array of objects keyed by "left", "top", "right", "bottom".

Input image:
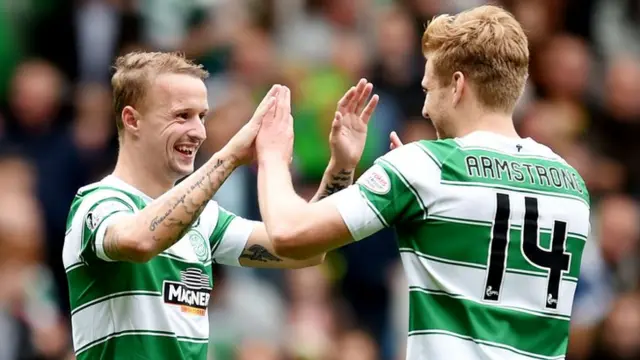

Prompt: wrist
[
  {"left": 216, "top": 147, "right": 241, "bottom": 169},
  {"left": 258, "top": 151, "right": 290, "bottom": 167},
  {"left": 327, "top": 157, "right": 356, "bottom": 173}
]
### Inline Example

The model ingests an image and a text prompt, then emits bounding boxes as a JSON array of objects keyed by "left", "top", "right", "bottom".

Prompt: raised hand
[
  {"left": 329, "top": 78, "right": 379, "bottom": 168},
  {"left": 225, "top": 85, "right": 280, "bottom": 164},
  {"left": 256, "top": 85, "right": 294, "bottom": 164}
]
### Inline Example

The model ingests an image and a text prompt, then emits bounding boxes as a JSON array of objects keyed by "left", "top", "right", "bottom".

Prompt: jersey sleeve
[
  {"left": 209, "top": 206, "right": 255, "bottom": 267},
  {"left": 74, "top": 191, "right": 136, "bottom": 264},
  {"left": 329, "top": 143, "right": 439, "bottom": 241}
]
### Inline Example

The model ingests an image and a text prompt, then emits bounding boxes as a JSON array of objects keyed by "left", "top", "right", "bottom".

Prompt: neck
[
  {"left": 112, "top": 144, "right": 175, "bottom": 199},
  {"left": 454, "top": 111, "right": 519, "bottom": 139}
]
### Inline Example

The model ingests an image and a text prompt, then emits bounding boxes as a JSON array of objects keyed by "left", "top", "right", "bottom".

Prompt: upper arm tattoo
[
  {"left": 239, "top": 244, "right": 283, "bottom": 263},
  {"left": 317, "top": 169, "right": 353, "bottom": 200}
]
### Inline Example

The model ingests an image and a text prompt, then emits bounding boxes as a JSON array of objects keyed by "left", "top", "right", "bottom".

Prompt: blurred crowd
[{"left": 0, "top": 0, "right": 639, "bottom": 359}]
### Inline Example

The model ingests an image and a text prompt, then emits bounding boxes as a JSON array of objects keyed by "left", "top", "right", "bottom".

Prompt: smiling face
[
  {"left": 112, "top": 52, "right": 210, "bottom": 183},
  {"left": 137, "top": 73, "right": 208, "bottom": 178}
]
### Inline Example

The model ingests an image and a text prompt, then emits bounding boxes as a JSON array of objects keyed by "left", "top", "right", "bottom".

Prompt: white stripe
[
  {"left": 71, "top": 294, "right": 209, "bottom": 353},
  {"left": 213, "top": 216, "right": 253, "bottom": 266},
  {"left": 330, "top": 185, "right": 386, "bottom": 241},
  {"left": 406, "top": 332, "right": 565, "bottom": 360},
  {"left": 428, "top": 185, "right": 590, "bottom": 236},
  {"left": 441, "top": 180, "right": 589, "bottom": 206},
  {"left": 401, "top": 252, "right": 576, "bottom": 318}
]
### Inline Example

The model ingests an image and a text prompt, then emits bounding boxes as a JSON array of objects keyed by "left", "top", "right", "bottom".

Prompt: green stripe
[
  {"left": 396, "top": 219, "right": 585, "bottom": 280},
  {"left": 378, "top": 158, "right": 427, "bottom": 220},
  {"left": 410, "top": 286, "right": 570, "bottom": 320},
  {"left": 435, "top": 147, "right": 589, "bottom": 204},
  {"left": 417, "top": 139, "right": 457, "bottom": 165},
  {"left": 360, "top": 191, "right": 389, "bottom": 227},
  {"left": 67, "top": 255, "right": 212, "bottom": 312},
  {"left": 76, "top": 330, "right": 208, "bottom": 359},
  {"left": 357, "top": 162, "right": 424, "bottom": 226},
  {"left": 408, "top": 290, "right": 569, "bottom": 358}
]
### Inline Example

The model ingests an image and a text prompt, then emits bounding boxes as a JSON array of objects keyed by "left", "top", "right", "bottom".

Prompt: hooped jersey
[
  {"left": 62, "top": 175, "right": 255, "bottom": 359},
  {"left": 330, "top": 131, "right": 590, "bottom": 360}
]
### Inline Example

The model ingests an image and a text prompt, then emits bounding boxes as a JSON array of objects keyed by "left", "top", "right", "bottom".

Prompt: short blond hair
[
  {"left": 111, "top": 51, "right": 209, "bottom": 135},
  {"left": 422, "top": 5, "right": 529, "bottom": 112}
]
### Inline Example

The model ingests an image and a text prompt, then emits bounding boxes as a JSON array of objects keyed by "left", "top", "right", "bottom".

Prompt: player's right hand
[
  {"left": 224, "top": 85, "right": 280, "bottom": 164},
  {"left": 389, "top": 131, "right": 404, "bottom": 150},
  {"left": 256, "top": 86, "right": 294, "bottom": 164}
]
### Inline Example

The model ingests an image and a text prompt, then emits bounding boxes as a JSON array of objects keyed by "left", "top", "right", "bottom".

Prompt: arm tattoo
[
  {"left": 239, "top": 244, "right": 283, "bottom": 263},
  {"left": 317, "top": 169, "right": 353, "bottom": 200},
  {"left": 148, "top": 157, "right": 236, "bottom": 248}
]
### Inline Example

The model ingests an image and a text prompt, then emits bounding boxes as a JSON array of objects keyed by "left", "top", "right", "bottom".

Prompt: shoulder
[
  {"left": 371, "top": 140, "right": 455, "bottom": 184},
  {"left": 67, "top": 184, "right": 139, "bottom": 231}
]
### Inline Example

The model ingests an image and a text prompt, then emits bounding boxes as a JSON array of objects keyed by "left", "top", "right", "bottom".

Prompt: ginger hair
[
  {"left": 422, "top": 5, "right": 529, "bottom": 112},
  {"left": 111, "top": 51, "right": 209, "bottom": 136}
]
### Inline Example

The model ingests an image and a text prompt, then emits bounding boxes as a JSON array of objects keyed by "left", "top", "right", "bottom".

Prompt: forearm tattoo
[
  {"left": 239, "top": 244, "right": 283, "bottom": 263},
  {"left": 148, "top": 157, "right": 236, "bottom": 246},
  {"left": 317, "top": 169, "right": 353, "bottom": 200}
]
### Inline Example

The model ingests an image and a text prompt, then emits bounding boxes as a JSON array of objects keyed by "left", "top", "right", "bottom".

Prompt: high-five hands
[
  {"left": 255, "top": 85, "right": 294, "bottom": 164},
  {"left": 329, "top": 79, "right": 379, "bottom": 168},
  {"left": 225, "top": 85, "right": 280, "bottom": 164}
]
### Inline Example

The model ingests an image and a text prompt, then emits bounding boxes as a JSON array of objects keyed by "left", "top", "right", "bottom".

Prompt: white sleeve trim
[
  {"left": 94, "top": 212, "right": 130, "bottom": 262},
  {"left": 328, "top": 185, "right": 385, "bottom": 241},
  {"left": 212, "top": 217, "right": 255, "bottom": 267}
]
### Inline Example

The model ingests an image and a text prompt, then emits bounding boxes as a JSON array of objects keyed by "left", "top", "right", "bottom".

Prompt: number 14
[{"left": 484, "top": 193, "right": 571, "bottom": 310}]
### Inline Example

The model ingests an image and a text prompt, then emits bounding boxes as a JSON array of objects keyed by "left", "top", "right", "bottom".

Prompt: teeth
[{"left": 176, "top": 146, "right": 194, "bottom": 155}]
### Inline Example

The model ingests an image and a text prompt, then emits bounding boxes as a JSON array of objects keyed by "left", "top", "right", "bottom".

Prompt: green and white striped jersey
[
  {"left": 62, "top": 175, "right": 255, "bottom": 359},
  {"left": 331, "top": 131, "right": 590, "bottom": 360}
]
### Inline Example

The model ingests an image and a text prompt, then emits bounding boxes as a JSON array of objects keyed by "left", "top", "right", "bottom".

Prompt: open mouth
[{"left": 174, "top": 145, "right": 196, "bottom": 157}]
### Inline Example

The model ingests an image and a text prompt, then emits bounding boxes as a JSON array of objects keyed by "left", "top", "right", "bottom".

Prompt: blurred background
[{"left": 0, "top": 0, "right": 639, "bottom": 359}]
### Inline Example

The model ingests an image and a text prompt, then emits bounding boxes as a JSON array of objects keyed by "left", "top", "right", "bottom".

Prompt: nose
[{"left": 187, "top": 118, "right": 207, "bottom": 143}]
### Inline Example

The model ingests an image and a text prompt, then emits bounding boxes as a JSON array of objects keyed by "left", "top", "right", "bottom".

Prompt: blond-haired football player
[
  {"left": 256, "top": 6, "right": 590, "bottom": 360},
  {"left": 62, "top": 52, "right": 378, "bottom": 359}
]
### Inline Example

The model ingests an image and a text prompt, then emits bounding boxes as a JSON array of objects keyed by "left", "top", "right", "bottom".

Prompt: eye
[
  {"left": 177, "top": 112, "right": 189, "bottom": 120},
  {"left": 199, "top": 112, "right": 207, "bottom": 122}
]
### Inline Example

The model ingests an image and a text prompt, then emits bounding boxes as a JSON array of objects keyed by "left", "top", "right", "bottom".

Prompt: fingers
[
  {"left": 251, "top": 96, "right": 277, "bottom": 126},
  {"left": 331, "top": 111, "right": 343, "bottom": 131},
  {"left": 274, "top": 85, "right": 287, "bottom": 122},
  {"left": 337, "top": 87, "right": 357, "bottom": 110},
  {"left": 348, "top": 79, "right": 367, "bottom": 112},
  {"left": 389, "top": 131, "right": 404, "bottom": 150},
  {"left": 356, "top": 82, "right": 374, "bottom": 113},
  {"left": 283, "top": 86, "right": 291, "bottom": 115},
  {"left": 257, "top": 84, "right": 281, "bottom": 108},
  {"left": 361, "top": 94, "right": 379, "bottom": 124}
]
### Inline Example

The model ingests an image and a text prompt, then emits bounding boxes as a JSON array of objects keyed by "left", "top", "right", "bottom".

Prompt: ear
[
  {"left": 451, "top": 71, "right": 465, "bottom": 107},
  {"left": 121, "top": 106, "right": 140, "bottom": 137}
]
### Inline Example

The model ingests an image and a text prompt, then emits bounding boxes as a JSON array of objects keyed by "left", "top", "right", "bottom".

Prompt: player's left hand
[{"left": 329, "top": 79, "right": 379, "bottom": 168}]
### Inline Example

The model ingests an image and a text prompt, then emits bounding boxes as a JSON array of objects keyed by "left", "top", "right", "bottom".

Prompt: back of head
[
  {"left": 422, "top": 5, "right": 529, "bottom": 112},
  {"left": 111, "top": 52, "right": 209, "bottom": 140}
]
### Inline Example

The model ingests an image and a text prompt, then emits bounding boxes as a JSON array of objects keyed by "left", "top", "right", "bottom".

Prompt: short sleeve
[
  {"left": 78, "top": 196, "right": 135, "bottom": 263},
  {"left": 209, "top": 207, "right": 254, "bottom": 267},
  {"left": 330, "top": 144, "right": 435, "bottom": 241}
]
